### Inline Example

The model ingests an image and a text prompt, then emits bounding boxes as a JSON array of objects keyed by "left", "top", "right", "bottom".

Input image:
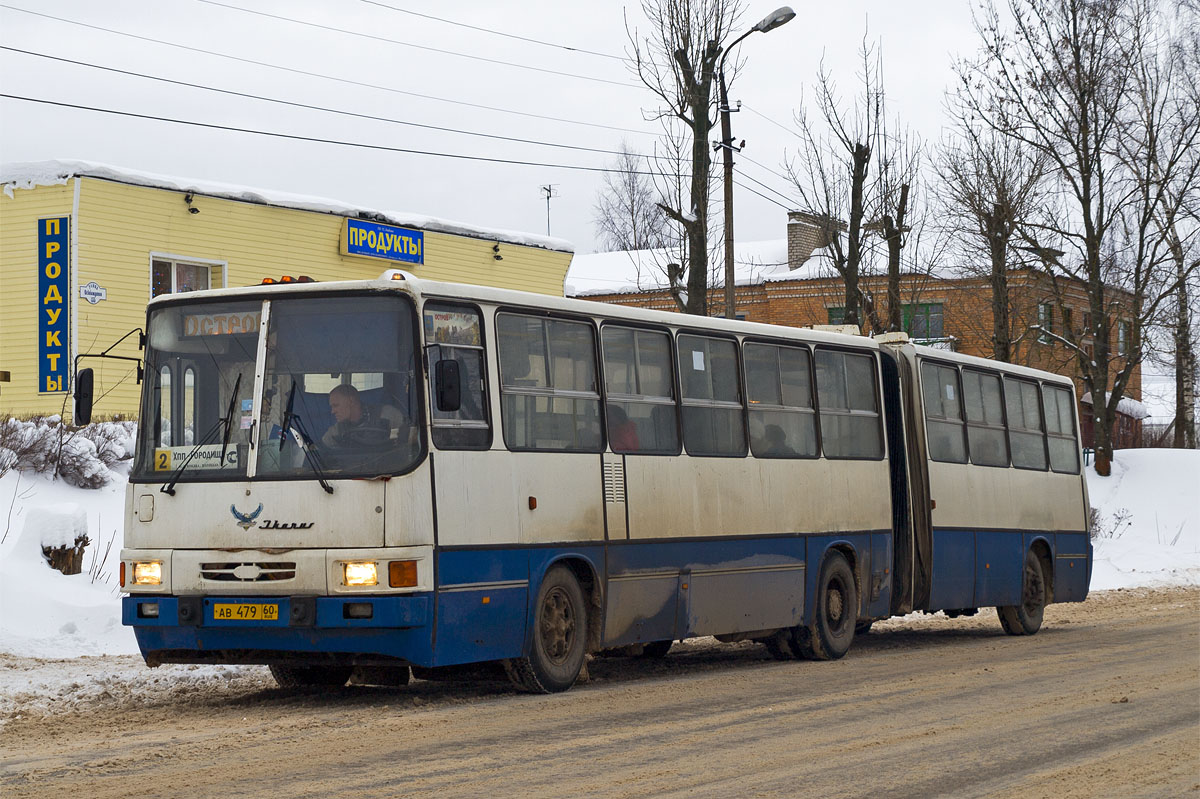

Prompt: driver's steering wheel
[{"left": 333, "top": 425, "right": 393, "bottom": 449}]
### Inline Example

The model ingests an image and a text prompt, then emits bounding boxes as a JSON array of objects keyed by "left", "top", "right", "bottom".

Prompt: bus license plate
[{"left": 213, "top": 603, "right": 279, "bottom": 621}]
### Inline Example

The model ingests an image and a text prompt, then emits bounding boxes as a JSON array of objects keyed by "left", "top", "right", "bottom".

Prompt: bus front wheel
[
  {"left": 505, "top": 565, "right": 588, "bottom": 693},
  {"left": 998, "top": 549, "right": 1046, "bottom": 635},
  {"left": 792, "top": 551, "right": 857, "bottom": 661}
]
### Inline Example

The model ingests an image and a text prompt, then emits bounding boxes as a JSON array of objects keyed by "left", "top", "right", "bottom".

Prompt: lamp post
[{"left": 718, "top": 6, "right": 795, "bottom": 319}]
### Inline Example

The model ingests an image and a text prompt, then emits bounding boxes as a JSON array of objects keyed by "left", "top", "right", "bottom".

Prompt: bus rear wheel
[
  {"left": 998, "top": 549, "right": 1046, "bottom": 635},
  {"left": 791, "top": 552, "right": 857, "bottom": 661},
  {"left": 505, "top": 565, "right": 588, "bottom": 693},
  {"left": 269, "top": 664, "right": 352, "bottom": 688}
]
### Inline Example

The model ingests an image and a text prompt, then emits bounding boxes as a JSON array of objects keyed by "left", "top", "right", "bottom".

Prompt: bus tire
[
  {"left": 801, "top": 551, "right": 858, "bottom": 661},
  {"left": 641, "top": 640, "right": 673, "bottom": 658},
  {"left": 269, "top": 664, "right": 352, "bottom": 688},
  {"left": 505, "top": 565, "right": 588, "bottom": 693},
  {"left": 998, "top": 549, "right": 1046, "bottom": 635}
]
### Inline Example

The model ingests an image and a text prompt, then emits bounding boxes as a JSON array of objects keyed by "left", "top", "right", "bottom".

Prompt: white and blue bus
[{"left": 92, "top": 271, "right": 1091, "bottom": 692}]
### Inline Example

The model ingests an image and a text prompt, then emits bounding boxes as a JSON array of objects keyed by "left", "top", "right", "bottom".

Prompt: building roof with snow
[{"left": 1, "top": 159, "right": 573, "bottom": 253}]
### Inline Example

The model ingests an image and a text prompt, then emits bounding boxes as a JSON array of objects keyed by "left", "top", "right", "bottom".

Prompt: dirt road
[{"left": 3, "top": 586, "right": 1198, "bottom": 798}]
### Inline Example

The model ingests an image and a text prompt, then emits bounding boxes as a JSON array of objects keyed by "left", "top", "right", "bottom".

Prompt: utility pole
[
  {"left": 716, "top": 6, "right": 796, "bottom": 319},
  {"left": 540, "top": 185, "right": 559, "bottom": 236}
]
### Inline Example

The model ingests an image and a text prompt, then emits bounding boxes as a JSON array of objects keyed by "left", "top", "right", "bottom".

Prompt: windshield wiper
[
  {"left": 279, "top": 379, "right": 335, "bottom": 495},
  {"left": 161, "top": 373, "right": 242, "bottom": 496},
  {"left": 218, "top": 373, "right": 242, "bottom": 468}
]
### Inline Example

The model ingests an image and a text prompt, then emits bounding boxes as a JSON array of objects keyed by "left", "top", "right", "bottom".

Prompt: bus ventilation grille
[
  {"left": 200, "top": 562, "right": 297, "bottom": 582},
  {"left": 603, "top": 460, "right": 626, "bottom": 504}
]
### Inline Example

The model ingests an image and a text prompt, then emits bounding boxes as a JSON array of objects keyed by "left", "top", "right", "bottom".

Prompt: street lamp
[{"left": 718, "top": 6, "right": 795, "bottom": 320}]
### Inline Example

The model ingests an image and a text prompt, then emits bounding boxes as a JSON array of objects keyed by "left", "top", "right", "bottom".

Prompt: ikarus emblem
[{"left": 230, "top": 503, "right": 264, "bottom": 530}]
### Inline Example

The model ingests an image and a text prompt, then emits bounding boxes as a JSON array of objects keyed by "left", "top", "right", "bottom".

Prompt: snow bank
[
  {"left": 0, "top": 469, "right": 135, "bottom": 658},
  {"left": 1087, "top": 449, "right": 1200, "bottom": 590},
  {"left": 22, "top": 504, "right": 87, "bottom": 550}
]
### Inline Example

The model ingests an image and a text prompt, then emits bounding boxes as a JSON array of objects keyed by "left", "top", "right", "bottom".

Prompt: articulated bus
[{"left": 95, "top": 271, "right": 1091, "bottom": 692}]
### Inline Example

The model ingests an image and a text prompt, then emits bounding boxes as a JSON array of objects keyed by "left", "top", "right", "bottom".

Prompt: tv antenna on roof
[{"left": 540, "top": 184, "right": 559, "bottom": 236}]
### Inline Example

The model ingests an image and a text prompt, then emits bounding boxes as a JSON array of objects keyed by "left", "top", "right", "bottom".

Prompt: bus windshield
[
  {"left": 257, "top": 294, "right": 422, "bottom": 479},
  {"left": 132, "top": 293, "right": 423, "bottom": 483},
  {"left": 134, "top": 300, "right": 261, "bottom": 480}
]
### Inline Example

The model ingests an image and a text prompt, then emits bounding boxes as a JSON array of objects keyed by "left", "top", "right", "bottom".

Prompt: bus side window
[
  {"left": 920, "top": 361, "right": 967, "bottom": 463},
  {"left": 677, "top": 334, "right": 746, "bottom": 457},
  {"left": 1043, "top": 384, "right": 1080, "bottom": 474},
  {"left": 963, "top": 368, "right": 1008, "bottom": 467},
  {"left": 1005, "top": 377, "right": 1048, "bottom": 470},
  {"left": 424, "top": 303, "right": 490, "bottom": 450},
  {"left": 816, "top": 349, "right": 882, "bottom": 459},
  {"left": 744, "top": 342, "right": 817, "bottom": 458},
  {"left": 601, "top": 326, "right": 679, "bottom": 454},
  {"left": 497, "top": 313, "right": 601, "bottom": 452},
  {"left": 157, "top": 365, "right": 172, "bottom": 446}
]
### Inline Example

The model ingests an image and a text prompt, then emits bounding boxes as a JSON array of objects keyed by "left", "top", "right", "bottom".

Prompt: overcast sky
[{"left": 0, "top": 0, "right": 982, "bottom": 260}]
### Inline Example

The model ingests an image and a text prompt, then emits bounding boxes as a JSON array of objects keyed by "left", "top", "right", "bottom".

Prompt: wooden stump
[{"left": 43, "top": 534, "right": 89, "bottom": 575}]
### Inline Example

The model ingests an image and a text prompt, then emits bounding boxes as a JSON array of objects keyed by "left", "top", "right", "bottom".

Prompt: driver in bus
[{"left": 322, "top": 384, "right": 405, "bottom": 447}]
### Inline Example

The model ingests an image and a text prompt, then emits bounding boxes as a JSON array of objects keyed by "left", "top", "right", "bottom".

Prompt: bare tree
[
  {"left": 786, "top": 39, "right": 882, "bottom": 329},
  {"left": 871, "top": 114, "right": 925, "bottom": 334},
  {"left": 593, "top": 142, "right": 671, "bottom": 253},
  {"left": 787, "top": 36, "right": 932, "bottom": 334},
  {"left": 627, "top": 0, "right": 743, "bottom": 316},
  {"left": 959, "top": 0, "right": 1200, "bottom": 474},
  {"left": 934, "top": 120, "right": 1047, "bottom": 362}
]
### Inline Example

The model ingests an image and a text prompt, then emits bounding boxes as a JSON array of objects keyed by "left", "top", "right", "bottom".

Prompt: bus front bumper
[{"left": 123, "top": 594, "right": 435, "bottom": 667}]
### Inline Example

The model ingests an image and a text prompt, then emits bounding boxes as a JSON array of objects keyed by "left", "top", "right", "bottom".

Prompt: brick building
[{"left": 568, "top": 212, "right": 1143, "bottom": 445}]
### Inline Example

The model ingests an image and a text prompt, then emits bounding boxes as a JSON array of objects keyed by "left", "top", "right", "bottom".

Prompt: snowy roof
[
  {"left": 0, "top": 159, "right": 573, "bottom": 253},
  {"left": 567, "top": 239, "right": 818, "bottom": 296},
  {"left": 565, "top": 240, "right": 969, "bottom": 297},
  {"left": 1080, "top": 392, "right": 1152, "bottom": 420}
]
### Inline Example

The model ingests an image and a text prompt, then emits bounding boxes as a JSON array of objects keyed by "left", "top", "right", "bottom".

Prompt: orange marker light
[
  {"left": 119, "top": 561, "right": 126, "bottom": 587},
  {"left": 482, "top": 596, "right": 490, "bottom": 604},
  {"left": 388, "top": 560, "right": 418, "bottom": 588}
]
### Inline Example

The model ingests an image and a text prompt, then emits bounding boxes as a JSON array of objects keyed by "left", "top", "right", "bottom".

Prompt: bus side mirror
[
  {"left": 434, "top": 359, "right": 461, "bottom": 412},
  {"left": 74, "top": 368, "right": 95, "bottom": 425}
]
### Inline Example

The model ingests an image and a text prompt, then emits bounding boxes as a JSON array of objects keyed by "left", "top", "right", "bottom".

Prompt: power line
[
  {"left": 0, "top": 46, "right": 638, "bottom": 158},
  {"left": 1, "top": 91, "right": 797, "bottom": 211},
  {"left": 732, "top": 166, "right": 797, "bottom": 207},
  {"left": 732, "top": 178, "right": 792, "bottom": 210},
  {"left": 357, "top": 0, "right": 626, "bottom": 61},
  {"left": 0, "top": 4, "right": 655, "bottom": 136},
  {"left": 740, "top": 102, "right": 799, "bottom": 138},
  {"left": 2, "top": 47, "right": 807, "bottom": 200},
  {"left": 0, "top": 93, "right": 671, "bottom": 176},
  {"left": 738, "top": 151, "right": 798, "bottom": 190},
  {"left": 197, "top": 0, "right": 639, "bottom": 90}
]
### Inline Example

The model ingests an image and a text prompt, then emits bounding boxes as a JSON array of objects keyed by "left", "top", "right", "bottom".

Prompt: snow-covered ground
[{"left": 0, "top": 446, "right": 1196, "bottom": 722}]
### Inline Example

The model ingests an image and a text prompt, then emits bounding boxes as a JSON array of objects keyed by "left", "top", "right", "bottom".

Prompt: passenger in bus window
[
  {"left": 322, "top": 384, "right": 406, "bottom": 447},
  {"left": 608, "top": 405, "right": 640, "bottom": 452},
  {"left": 761, "top": 424, "right": 797, "bottom": 456}
]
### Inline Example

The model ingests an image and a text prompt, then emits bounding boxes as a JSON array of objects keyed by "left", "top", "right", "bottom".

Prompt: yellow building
[{"left": 0, "top": 161, "right": 573, "bottom": 420}]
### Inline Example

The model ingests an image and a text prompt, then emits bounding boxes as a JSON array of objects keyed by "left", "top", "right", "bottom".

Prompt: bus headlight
[
  {"left": 342, "top": 561, "right": 378, "bottom": 587},
  {"left": 132, "top": 561, "right": 163, "bottom": 585}
]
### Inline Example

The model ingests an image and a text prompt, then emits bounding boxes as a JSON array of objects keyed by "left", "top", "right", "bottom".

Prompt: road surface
[{"left": 3, "top": 586, "right": 1198, "bottom": 798}]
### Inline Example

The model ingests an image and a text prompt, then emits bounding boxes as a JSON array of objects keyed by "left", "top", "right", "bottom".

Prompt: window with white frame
[
  {"left": 1037, "top": 303, "right": 1054, "bottom": 344},
  {"left": 151, "top": 258, "right": 222, "bottom": 298}
]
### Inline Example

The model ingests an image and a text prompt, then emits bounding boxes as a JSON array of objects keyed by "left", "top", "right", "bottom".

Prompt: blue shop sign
[
  {"left": 38, "top": 216, "right": 70, "bottom": 394},
  {"left": 342, "top": 219, "right": 424, "bottom": 264}
]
